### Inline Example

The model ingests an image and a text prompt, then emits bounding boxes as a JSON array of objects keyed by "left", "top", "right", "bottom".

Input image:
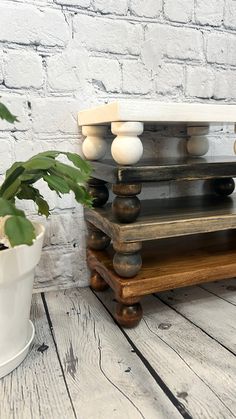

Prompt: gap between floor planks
[
  {"left": 2, "top": 281, "right": 236, "bottom": 419},
  {"left": 44, "top": 288, "right": 182, "bottom": 419},
  {"left": 0, "top": 294, "right": 76, "bottom": 419},
  {"left": 0, "top": 289, "right": 183, "bottom": 419},
  {"left": 96, "top": 280, "right": 236, "bottom": 419}
]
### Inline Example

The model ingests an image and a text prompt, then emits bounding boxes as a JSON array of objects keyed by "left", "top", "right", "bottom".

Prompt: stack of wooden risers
[{"left": 78, "top": 101, "right": 236, "bottom": 327}]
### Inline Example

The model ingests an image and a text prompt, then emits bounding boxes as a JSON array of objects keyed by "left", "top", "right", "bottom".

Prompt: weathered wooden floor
[{"left": 1, "top": 279, "right": 236, "bottom": 419}]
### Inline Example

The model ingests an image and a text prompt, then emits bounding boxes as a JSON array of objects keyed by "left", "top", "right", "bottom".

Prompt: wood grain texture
[
  {"left": 87, "top": 231, "right": 236, "bottom": 301},
  {"left": 33, "top": 278, "right": 85, "bottom": 294},
  {"left": 44, "top": 288, "right": 182, "bottom": 419},
  {"left": 78, "top": 101, "right": 236, "bottom": 125},
  {"left": 200, "top": 278, "right": 236, "bottom": 305},
  {"left": 98, "top": 290, "right": 236, "bottom": 418},
  {"left": 85, "top": 195, "right": 236, "bottom": 242},
  {"left": 0, "top": 294, "right": 75, "bottom": 419},
  {"left": 159, "top": 285, "right": 236, "bottom": 355},
  {"left": 90, "top": 157, "right": 236, "bottom": 184}
]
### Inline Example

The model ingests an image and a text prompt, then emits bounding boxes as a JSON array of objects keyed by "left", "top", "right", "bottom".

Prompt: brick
[
  {"left": 142, "top": 25, "right": 203, "bottom": 73},
  {"left": 0, "top": 2, "right": 69, "bottom": 47},
  {"left": 5, "top": 50, "right": 43, "bottom": 89},
  {"left": 129, "top": 0, "right": 162, "bottom": 18},
  {"left": 47, "top": 47, "right": 89, "bottom": 91},
  {"left": 0, "top": 52, "right": 3, "bottom": 83},
  {"left": 31, "top": 98, "right": 80, "bottom": 134},
  {"left": 0, "top": 138, "right": 13, "bottom": 175},
  {"left": 165, "top": 27, "right": 203, "bottom": 61},
  {"left": 164, "top": 0, "right": 194, "bottom": 23},
  {"left": 206, "top": 33, "right": 236, "bottom": 66},
  {"left": 156, "top": 63, "right": 184, "bottom": 94},
  {"left": 93, "top": 0, "right": 128, "bottom": 15},
  {"left": 195, "top": 0, "right": 224, "bottom": 26},
  {"left": 122, "top": 61, "right": 152, "bottom": 94},
  {"left": 186, "top": 66, "right": 215, "bottom": 98},
  {"left": 35, "top": 245, "right": 88, "bottom": 287},
  {"left": 73, "top": 14, "right": 142, "bottom": 55},
  {"left": 0, "top": 96, "right": 30, "bottom": 131},
  {"left": 214, "top": 70, "right": 236, "bottom": 99},
  {"left": 41, "top": 212, "right": 85, "bottom": 247},
  {"left": 54, "top": 0, "right": 90, "bottom": 6},
  {"left": 224, "top": 0, "right": 236, "bottom": 29},
  {"left": 89, "top": 57, "right": 121, "bottom": 92}
]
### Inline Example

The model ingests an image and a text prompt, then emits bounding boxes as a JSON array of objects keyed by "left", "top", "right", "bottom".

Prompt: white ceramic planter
[{"left": 0, "top": 223, "right": 45, "bottom": 379}]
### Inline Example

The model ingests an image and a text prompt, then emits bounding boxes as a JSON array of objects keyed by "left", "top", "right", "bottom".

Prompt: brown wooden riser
[{"left": 87, "top": 230, "right": 236, "bottom": 302}]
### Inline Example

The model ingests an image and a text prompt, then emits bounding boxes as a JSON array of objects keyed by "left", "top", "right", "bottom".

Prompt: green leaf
[
  {"left": 43, "top": 173, "right": 71, "bottom": 194},
  {"left": 0, "top": 198, "right": 25, "bottom": 217},
  {"left": 0, "top": 102, "right": 18, "bottom": 123},
  {"left": 1, "top": 177, "right": 21, "bottom": 200},
  {"left": 36, "top": 150, "right": 60, "bottom": 159},
  {"left": 17, "top": 185, "right": 50, "bottom": 217},
  {"left": 24, "top": 156, "right": 56, "bottom": 170},
  {"left": 5, "top": 161, "right": 24, "bottom": 178},
  {"left": 69, "top": 182, "right": 93, "bottom": 207},
  {"left": 35, "top": 197, "right": 50, "bottom": 217},
  {"left": 17, "top": 184, "right": 40, "bottom": 201},
  {"left": 5, "top": 216, "right": 35, "bottom": 247},
  {"left": 20, "top": 170, "right": 45, "bottom": 184},
  {"left": 0, "top": 166, "right": 25, "bottom": 197},
  {"left": 65, "top": 152, "right": 92, "bottom": 176},
  {"left": 54, "top": 161, "right": 88, "bottom": 184}
]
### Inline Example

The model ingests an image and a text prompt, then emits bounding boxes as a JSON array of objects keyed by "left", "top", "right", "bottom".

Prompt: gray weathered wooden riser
[{"left": 85, "top": 195, "right": 236, "bottom": 242}]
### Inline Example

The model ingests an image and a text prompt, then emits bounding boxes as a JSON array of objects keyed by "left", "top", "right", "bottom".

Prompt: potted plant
[{"left": 0, "top": 102, "right": 92, "bottom": 378}]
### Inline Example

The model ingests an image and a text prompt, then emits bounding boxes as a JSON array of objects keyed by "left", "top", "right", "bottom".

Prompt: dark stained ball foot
[
  {"left": 90, "top": 272, "right": 109, "bottom": 292},
  {"left": 115, "top": 302, "right": 143, "bottom": 328},
  {"left": 87, "top": 223, "right": 111, "bottom": 250},
  {"left": 88, "top": 179, "right": 109, "bottom": 207},
  {"left": 113, "top": 251, "right": 142, "bottom": 278},
  {"left": 213, "top": 178, "right": 235, "bottom": 196}
]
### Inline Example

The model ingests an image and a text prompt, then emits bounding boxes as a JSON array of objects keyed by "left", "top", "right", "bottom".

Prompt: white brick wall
[
  {"left": 164, "top": 0, "right": 194, "bottom": 23},
  {"left": 195, "top": 0, "right": 224, "bottom": 26},
  {"left": 5, "top": 50, "right": 44, "bottom": 88},
  {"left": 0, "top": 0, "right": 235, "bottom": 290}
]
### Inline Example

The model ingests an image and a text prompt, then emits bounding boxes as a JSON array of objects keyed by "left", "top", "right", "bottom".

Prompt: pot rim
[{"left": 0, "top": 222, "right": 45, "bottom": 256}]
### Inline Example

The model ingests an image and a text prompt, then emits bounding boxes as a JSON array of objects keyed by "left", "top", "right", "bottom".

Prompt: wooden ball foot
[
  {"left": 113, "top": 252, "right": 142, "bottom": 278},
  {"left": 112, "top": 184, "right": 142, "bottom": 223},
  {"left": 112, "top": 196, "right": 141, "bottom": 223},
  {"left": 115, "top": 302, "right": 143, "bottom": 328},
  {"left": 90, "top": 272, "right": 109, "bottom": 292},
  {"left": 213, "top": 178, "right": 235, "bottom": 196},
  {"left": 88, "top": 179, "right": 109, "bottom": 207},
  {"left": 87, "top": 224, "right": 111, "bottom": 250}
]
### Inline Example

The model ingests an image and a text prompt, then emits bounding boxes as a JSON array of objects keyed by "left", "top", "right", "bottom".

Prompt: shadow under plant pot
[{"left": 0, "top": 223, "right": 45, "bottom": 379}]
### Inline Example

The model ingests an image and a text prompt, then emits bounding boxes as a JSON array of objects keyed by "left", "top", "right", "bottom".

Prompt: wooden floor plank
[
  {"left": 158, "top": 285, "right": 236, "bottom": 354},
  {"left": 200, "top": 278, "right": 236, "bottom": 305},
  {"left": 45, "top": 288, "right": 182, "bottom": 419},
  {"left": 98, "top": 290, "right": 236, "bottom": 419},
  {"left": 0, "top": 294, "right": 75, "bottom": 419}
]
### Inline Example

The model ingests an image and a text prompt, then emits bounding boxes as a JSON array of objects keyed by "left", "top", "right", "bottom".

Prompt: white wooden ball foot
[
  {"left": 82, "top": 125, "right": 107, "bottom": 161},
  {"left": 111, "top": 122, "right": 144, "bottom": 165},
  {"left": 187, "top": 126, "right": 209, "bottom": 157}
]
